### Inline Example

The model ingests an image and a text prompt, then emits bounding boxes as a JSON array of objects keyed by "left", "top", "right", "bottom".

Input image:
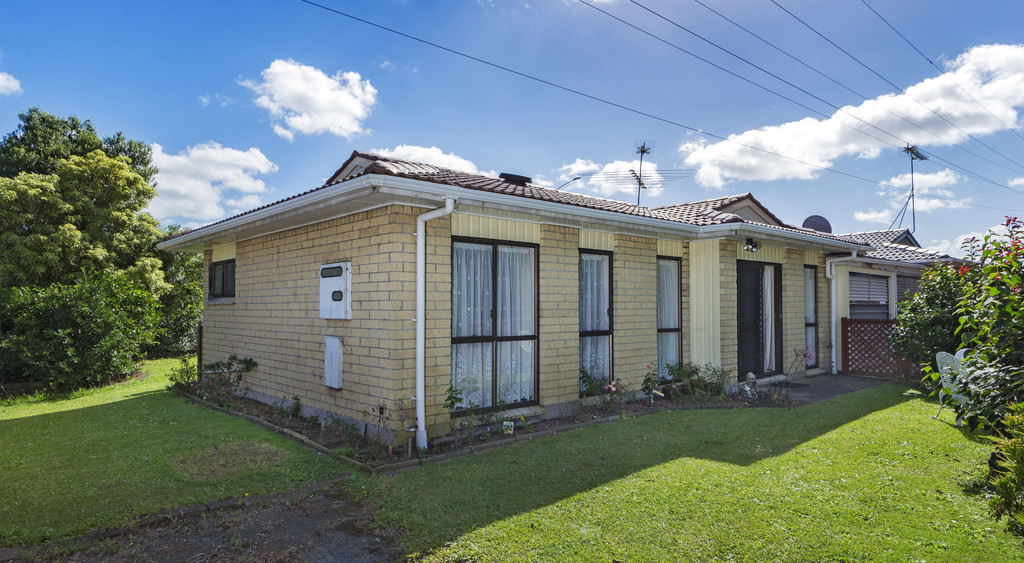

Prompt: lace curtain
[
  {"left": 451, "top": 242, "right": 535, "bottom": 408},
  {"left": 579, "top": 253, "right": 610, "bottom": 389}
]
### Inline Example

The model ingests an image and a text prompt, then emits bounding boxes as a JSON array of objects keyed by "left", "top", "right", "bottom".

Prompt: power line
[
  {"left": 770, "top": 0, "right": 1024, "bottom": 174},
  {"left": 684, "top": 0, "right": 1024, "bottom": 179},
  {"left": 296, "top": 0, "right": 1024, "bottom": 201},
  {"left": 858, "top": 0, "right": 1024, "bottom": 147}
]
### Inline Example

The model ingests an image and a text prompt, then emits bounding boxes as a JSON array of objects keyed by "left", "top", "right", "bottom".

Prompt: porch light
[{"left": 744, "top": 238, "right": 759, "bottom": 252}]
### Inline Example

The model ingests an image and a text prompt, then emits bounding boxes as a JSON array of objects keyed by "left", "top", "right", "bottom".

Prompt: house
[
  {"left": 824, "top": 228, "right": 959, "bottom": 374},
  {"left": 159, "top": 150, "right": 871, "bottom": 448}
]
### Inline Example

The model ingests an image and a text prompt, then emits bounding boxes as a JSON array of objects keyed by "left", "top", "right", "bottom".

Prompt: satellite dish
[{"left": 802, "top": 215, "right": 832, "bottom": 233}]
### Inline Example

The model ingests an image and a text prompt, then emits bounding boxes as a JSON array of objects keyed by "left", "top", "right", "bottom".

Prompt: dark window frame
[
  {"left": 579, "top": 249, "right": 614, "bottom": 393},
  {"left": 656, "top": 256, "right": 682, "bottom": 381},
  {"left": 450, "top": 236, "right": 540, "bottom": 415},
  {"left": 804, "top": 265, "right": 819, "bottom": 369},
  {"left": 209, "top": 259, "right": 236, "bottom": 298}
]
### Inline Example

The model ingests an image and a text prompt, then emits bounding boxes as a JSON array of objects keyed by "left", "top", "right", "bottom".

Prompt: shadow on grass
[{"left": 375, "top": 383, "right": 919, "bottom": 554}]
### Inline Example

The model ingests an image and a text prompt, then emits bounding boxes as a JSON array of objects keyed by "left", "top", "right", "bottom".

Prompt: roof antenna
[
  {"left": 633, "top": 141, "right": 653, "bottom": 206},
  {"left": 902, "top": 145, "right": 927, "bottom": 233}
]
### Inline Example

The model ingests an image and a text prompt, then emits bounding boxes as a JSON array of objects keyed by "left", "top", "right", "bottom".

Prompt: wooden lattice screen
[{"left": 841, "top": 318, "right": 921, "bottom": 378}]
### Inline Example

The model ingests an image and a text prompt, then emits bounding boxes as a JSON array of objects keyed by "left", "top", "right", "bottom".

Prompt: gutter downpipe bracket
[{"left": 415, "top": 198, "right": 455, "bottom": 450}]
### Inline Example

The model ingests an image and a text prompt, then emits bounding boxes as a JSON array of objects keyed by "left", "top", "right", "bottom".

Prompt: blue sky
[{"left": 2, "top": 1, "right": 1023, "bottom": 255}]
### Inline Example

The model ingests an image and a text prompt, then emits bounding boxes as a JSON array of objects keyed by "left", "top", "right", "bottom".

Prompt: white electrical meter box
[{"left": 319, "top": 262, "right": 352, "bottom": 320}]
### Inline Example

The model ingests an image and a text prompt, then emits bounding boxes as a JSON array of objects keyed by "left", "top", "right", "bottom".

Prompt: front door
[{"left": 737, "top": 260, "right": 782, "bottom": 378}]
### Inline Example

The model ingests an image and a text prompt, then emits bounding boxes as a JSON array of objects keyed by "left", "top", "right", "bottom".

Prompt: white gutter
[
  {"left": 415, "top": 198, "right": 455, "bottom": 450},
  {"left": 825, "top": 251, "right": 860, "bottom": 374}
]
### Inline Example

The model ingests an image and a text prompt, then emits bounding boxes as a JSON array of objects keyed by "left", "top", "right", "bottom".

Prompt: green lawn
[
  {"left": 0, "top": 357, "right": 344, "bottom": 547},
  {"left": 371, "top": 384, "right": 1024, "bottom": 561}
]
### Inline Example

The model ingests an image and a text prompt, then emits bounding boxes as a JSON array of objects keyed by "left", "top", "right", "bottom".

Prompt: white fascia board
[
  {"left": 156, "top": 178, "right": 382, "bottom": 251},
  {"left": 697, "top": 222, "right": 869, "bottom": 253}
]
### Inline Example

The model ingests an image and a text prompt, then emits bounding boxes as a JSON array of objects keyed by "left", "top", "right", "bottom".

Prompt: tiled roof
[
  {"left": 347, "top": 151, "right": 662, "bottom": 218},
  {"left": 865, "top": 242, "right": 951, "bottom": 263},
  {"left": 164, "top": 150, "right": 867, "bottom": 247},
  {"left": 843, "top": 229, "right": 913, "bottom": 247},
  {"left": 651, "top": 194, "right": 750, "bottom": 225}
]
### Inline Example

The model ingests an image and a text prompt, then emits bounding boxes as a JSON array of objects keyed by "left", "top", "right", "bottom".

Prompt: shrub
[
  {"left": 948, "top": 217, "right": 1024, "bottom": 429},
  {"left": 666, "top": 362, "right": 728, "bottom": 398},
  {"left": 890, "top": 264, "right": 967, "bottom": 368},
  {"left": 989, "top": 404, "right": 1024, "bottom": 537},
  {"left": 0, "top": 272, "right": 159, "bottom": 389}
]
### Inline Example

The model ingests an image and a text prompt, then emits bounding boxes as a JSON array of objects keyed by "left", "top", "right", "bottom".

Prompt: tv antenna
[
  {"left": 634, "top": 141, "right": 653, "bottom": 206},
  {"left": 889, "top": 145, "right": 927, "bottom": 233}
]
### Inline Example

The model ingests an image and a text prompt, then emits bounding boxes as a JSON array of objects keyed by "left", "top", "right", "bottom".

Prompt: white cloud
[
  {"left": 241, "top": 59, "right": 377, "bottom": 141},
  {"left": 379, "top": 60, "right": 395, "bottom": 71},
  {"left": 199, "top": 94, "right": 235, "bottom": 107},
  {"left": 853, "top": 169, "right": 969, "bottom": 224},
  {"left": 558, "top": 158, "right": 664, "bottom": 199},
  {"left": 1010, "top": 177, "right": 1024, "bottom": 188},
  {"left": 0, "top": 71, "right": 22, "bottom": 96},
  {"left": 370, "top": 145, "right": 496, "bottom": 175},
  {"left": 927, "top": 223, "right": 1009, "bottom": 258},
  {"left": 149, "top": 142, "right": 278, "bottom": 222},
  {"left": 681, "top": 44, "right": 1024, "bottom": 188}
]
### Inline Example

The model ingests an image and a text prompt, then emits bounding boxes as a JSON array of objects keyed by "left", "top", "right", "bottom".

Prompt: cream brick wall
[
  {"left": 539, "top": 224, "right": 581, "bottom": 407},
  {"left": 718, "top": 239, "right": 739, "bottom": 380},
  {"left": 612, "top": 233, "right": 658, "bottom": 391},
  {"left": 202, "top": 205, "right": 422, "bottom": 436}
]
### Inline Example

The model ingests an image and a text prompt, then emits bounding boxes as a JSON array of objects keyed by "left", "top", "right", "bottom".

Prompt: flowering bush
[{"left": 949, "top": 216, "right": 1024, "bottom": 429}]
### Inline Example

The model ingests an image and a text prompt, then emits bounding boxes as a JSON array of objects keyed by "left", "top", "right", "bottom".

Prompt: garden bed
[{"left": 183, "top": 380, "right": 801, "bottom": 474}]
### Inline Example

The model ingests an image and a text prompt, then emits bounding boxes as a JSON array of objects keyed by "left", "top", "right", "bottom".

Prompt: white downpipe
[
  {"left": 415, "top": 198, "right": 455, "bottom": 450},
  {"left": 825, "top": 251, "right": 859, "bottom": 374}
]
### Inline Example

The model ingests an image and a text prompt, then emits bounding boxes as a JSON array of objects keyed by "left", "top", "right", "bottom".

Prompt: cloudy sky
[{"left": 2, "top": 1, "right": 1023, "bottom": 256}]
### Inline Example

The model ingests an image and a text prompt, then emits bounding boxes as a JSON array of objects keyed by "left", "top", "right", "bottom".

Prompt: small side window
[{"left": 210, "top": 259, "right": 236, "bottom": 298}]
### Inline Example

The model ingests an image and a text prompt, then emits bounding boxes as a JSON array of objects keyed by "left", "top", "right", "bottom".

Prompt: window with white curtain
[
  {"left": 451, "top": 240, "right": 536, "bottom": 411},
  {"left": 656, "top": 257, "right": 681, "bottom": 380},
  {"left": 579, "top": 251, "right": 612, "bottom": 393},
  {"left": 804, "top": 266, "right": 818, "bottom": 368}
]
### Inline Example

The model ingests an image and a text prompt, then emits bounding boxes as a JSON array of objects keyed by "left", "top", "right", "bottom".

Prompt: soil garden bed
[{"left": 183, "top": 380, "right": 801, "bottom": 474}]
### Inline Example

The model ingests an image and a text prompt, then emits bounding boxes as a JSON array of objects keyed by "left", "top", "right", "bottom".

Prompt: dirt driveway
[{"left": 41, "top": 479, "right": 402, "bottom": 563}]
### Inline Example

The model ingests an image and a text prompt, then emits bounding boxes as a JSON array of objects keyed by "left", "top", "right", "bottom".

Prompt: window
[
  {"left": 656, "top": 257, "right": 681, "bottom": 380},
  {"left": 804, "top": 266, "right": 818, "bottom": 368},
  {"left": 451, "top": 240, "right": 537, "bottom": 411},
  {"left": 580, "top": 250, "right": 612, "bottom": 392},
  {"left": 210, "top": 259, "right": 235, "bottom": 298},
  {"left": 849, "top": 272, "right": 889, "bottom": 319}
]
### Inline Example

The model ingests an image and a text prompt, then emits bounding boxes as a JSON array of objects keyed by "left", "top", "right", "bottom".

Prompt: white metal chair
[{"left": 933, "top": 351, "right": 966, "bottom": 426}]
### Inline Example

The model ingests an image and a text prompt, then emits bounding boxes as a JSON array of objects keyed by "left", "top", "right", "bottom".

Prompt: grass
[
  {"left": 369, "top": 383, "right": 1024, "bottom": 561},
  {"left": 0, "top": 357, "right": 344, "bottom": 547}
]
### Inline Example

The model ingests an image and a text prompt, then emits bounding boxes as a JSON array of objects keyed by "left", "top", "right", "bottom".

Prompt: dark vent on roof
[
  {"left": 499, "top": 172, "right": 531, "bottom": 186},
  {"left": 802, "top": 215, "right": 832, "bottom": 233}
]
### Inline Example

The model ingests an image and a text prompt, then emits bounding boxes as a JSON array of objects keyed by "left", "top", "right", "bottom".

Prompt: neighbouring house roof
[
  {"left": 842, "top": 229, "right": 921, "bottom": 249},
  {"left": 653, "top": 193, "right": 787, "bottom": 227},
  {"left": 160, "top": 150, "right": 869, "bottom": 252},
  {"left": 839, "top": 229, "right": 956, "bottom": 265},
  {"left": 863, "top": 242, "right": 954, "bottom": 264}
]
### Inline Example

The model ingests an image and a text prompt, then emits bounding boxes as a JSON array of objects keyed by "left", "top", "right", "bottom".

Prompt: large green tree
[
  {"left": 0, "top": 107, "right": 156, "bottom": 183},
  {"left": 0, "top": 150, "right": 164, "bottom": 290}
]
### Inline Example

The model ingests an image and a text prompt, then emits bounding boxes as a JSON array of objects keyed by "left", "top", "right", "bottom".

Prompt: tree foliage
[
  {"left": 151, "top": 225, "right": 203, "bottom": 354},
  {"left": 0, "top": 108, "right": 202, "bottom": 387},
  {"left": 889, "top": 264, "right": 967, "bottom": 367},
  {"left": 0, "top": 272, "right": 159, "bottom": 389},
  {"left": 0, "top": 151, "right": 164, "bottom": 290},
  {"left": 0, "top": 107, "right": 156, "bottom": 182}
]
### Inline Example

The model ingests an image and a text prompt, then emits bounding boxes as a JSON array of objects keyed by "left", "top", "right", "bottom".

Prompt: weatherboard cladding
[{"left": 165, "top": 150, "right": 865, "bottom": 246}]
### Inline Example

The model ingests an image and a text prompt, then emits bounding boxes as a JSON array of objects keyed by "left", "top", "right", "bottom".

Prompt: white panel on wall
[
  {"left": 325, "top": 336, "right": 343, "bottom": 389},
  {"left": 319, "top": 262, "right": 352, "bottom": 320}
]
